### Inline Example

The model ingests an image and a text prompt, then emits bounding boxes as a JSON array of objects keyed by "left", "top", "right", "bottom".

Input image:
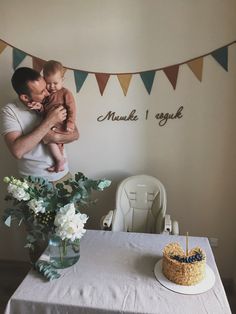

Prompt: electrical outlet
[{"left": 209, "top": 237, "right": 219, "bottom": 248}]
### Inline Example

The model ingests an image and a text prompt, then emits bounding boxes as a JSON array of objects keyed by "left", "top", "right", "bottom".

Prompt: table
[{"left": 5, "top": 230, "right": 231, "bottom": 314}]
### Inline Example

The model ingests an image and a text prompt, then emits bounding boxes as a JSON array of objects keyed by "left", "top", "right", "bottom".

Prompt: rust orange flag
[
  {"left": 32, "top": 57, "right": 46, "bottom": 73},
  {"left": 0, "top": 40, "right": 7, "bottom": 54},
  {"left": 117, "top": 74, "right": 132, "bottom": 96},
  {"left": 163, "top": 65, "right": 179, "bottom": 89},
  {"left": 95, "top": 73, "right": 110, "bottom": 96},
  {"left": 187, "top": 57, "right": 203, "bottom": 81}
]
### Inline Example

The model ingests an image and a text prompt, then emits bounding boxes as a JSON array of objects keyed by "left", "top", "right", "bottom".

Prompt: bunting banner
[
  {"left": 32, "top": 57, "right": 46, "bottom": 73},
  {"left": 117, "top": 74, "right": 132, "bottom": 96},
  {"left": 0, "top": 40, "right": 7, "bottom": 54},
  {"left": 12, "top": 48, "right": 27, "bottom": 70},
  {"left": 187, "top": 57, "right": 203, "bottom": 82},
  {"left": 0, "top": 39, "right": 234, "bottom": 96},
  {"left": 163, "top": 65, "right": 179, "bottom": 90},
  {"left": 74, "top": 70, "right": 88, "bottom": 93},
  {"left": 211, "top": 46, "right": 228, "bottom": 71},
  {"left": 140, "top": 71, "right": 156, "bottom": 94},
  {"left": 95, "top": 73, "right": 110, "bottom": 96}
]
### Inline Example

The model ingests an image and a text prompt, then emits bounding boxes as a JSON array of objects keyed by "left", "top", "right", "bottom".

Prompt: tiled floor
[{"left": 0, "top": 260, "right": 235, "bottom": 314}]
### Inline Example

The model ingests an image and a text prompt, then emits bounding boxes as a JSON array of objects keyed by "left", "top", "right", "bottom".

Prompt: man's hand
[
  {"left": 43, "top": 125, "right": 79, "bottom": 144},
  {"left": 45, "top": 105, "right": 67, "bottom": 128}
]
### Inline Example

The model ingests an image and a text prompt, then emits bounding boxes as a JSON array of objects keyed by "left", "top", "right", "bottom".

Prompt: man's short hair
[
  {"left": 11, "top": 67, "right": 41, "bottom": 96},
  {"left": 43, "top": 60, "right": 65, "bottom": 77}
]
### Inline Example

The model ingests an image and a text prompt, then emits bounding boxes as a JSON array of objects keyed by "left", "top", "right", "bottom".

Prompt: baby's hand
[
  {"left": 66, "top": 127, "right": 74, "bottom": 133},
  {"left": 66, "top": 122, "right": 75, "bottom": 133},
  {"left": 27, "top": 101, "right": 43, "bottom": 111}
]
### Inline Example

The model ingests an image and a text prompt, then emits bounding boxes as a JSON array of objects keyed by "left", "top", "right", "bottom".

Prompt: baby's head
[{"left": 43, "top": 60, "right": 65, "bottom": 93}]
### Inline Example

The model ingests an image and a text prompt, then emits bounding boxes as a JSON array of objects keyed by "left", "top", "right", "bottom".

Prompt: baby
[{"left": 30, "top": 60, "right": 77, "bottom": 172}]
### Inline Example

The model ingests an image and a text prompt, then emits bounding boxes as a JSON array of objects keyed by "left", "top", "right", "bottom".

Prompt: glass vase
[{"left": 48, "top": 235, "right": 80, "bottom": 269}]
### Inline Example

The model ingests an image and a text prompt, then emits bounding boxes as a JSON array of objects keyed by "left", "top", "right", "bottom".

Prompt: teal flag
[
  {"left": 74, "top": 70, "right": 88, "bottom": 93},
  {"left": 13, "top": 48, "right": 27, "bottom": 70},
  {"left": 140, "top": 71, "right": 156, "bottom": 94},
  {"left": 211, "top": 46, "right": 228, "bottom": 71}
]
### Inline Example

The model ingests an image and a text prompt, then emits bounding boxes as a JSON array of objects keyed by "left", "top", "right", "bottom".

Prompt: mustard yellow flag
[
  {"left": 0, "top": 40, "right": 7, "bottom": 54},
  {"left": 187, "top": 58, "right": 203, "bottom": 82},
  {"left": 117, "top": 74, "right": 132, "bottom": 96}
]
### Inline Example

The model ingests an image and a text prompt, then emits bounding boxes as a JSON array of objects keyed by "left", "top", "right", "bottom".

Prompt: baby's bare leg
[{"left": 47, "top": 143, "right": 66, "bottom": 173}]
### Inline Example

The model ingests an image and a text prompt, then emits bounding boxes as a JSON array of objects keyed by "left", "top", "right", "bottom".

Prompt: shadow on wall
[
  {"left": 0, "top": 136, "right": 27, "bottom": 261},
  {"left": 0, "top": 137, "right": 18, "bottom": 176}
]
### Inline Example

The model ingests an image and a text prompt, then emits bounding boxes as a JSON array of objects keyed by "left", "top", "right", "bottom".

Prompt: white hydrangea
[
  {"left": 21, "top": 181, "right": 29, "bottom": 190},
  {"left": 5, "top": 177, "right": 30, "bottom": 202},
  {"left": 3, "top": 177, "right": 10, "bottom": 183},
  {"left": 7, "top": 183, "right": 30, "bottom": 201},
  {"left": 54, "top": 203, "right": 88, "bottom": 241},
  {"left": 28, "top": 198, "right": 46, "bottom": 214}
]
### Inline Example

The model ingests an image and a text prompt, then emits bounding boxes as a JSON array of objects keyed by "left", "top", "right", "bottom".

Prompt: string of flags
[{"left": 0, "top": 39, "right": 234, "bottom": 96}]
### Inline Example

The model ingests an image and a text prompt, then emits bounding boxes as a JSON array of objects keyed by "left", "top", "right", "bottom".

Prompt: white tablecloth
[{"left": 5, "top": 230, "right": 231, "bottom": 314}]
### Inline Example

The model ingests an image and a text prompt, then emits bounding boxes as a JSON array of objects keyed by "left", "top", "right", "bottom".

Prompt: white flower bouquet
[{"left": 3, "top": 172, "right": 111, "bottom": 255}]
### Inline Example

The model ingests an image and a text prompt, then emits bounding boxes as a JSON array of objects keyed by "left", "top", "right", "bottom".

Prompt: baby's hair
[{"left": 43, "top": 60, "right": 66, "bottom": 77}]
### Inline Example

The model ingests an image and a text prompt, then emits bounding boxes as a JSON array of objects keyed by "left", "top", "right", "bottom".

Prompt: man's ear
[{"left": 19, "top": 94, "right": 31, "bottom": 103}]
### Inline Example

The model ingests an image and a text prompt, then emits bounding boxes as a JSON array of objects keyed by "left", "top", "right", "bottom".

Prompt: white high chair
[{"left": 101, "top": 175, "right": 179, "bottom": 235}]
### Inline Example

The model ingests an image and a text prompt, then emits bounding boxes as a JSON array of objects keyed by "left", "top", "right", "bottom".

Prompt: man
[{"left": 1, "top": 67, "right": 79, "bottom": 182}]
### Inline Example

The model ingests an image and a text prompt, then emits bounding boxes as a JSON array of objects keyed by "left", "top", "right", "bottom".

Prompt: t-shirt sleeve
[{"left": 0, "top": 104, "right": 22, "bottom": 135}]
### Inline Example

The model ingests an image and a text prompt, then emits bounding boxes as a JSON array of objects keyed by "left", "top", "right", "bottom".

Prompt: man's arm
[
  {"left": 43, "top": 126, "right": 79, "bottom": 144},
  {"left": 4, "top": 106, "right": 67, "bottom": 159}
]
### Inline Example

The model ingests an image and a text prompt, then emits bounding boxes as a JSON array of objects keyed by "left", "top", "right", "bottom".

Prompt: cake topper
[{"left": 186, "top": 232, "right": 189, "bottom": 256}]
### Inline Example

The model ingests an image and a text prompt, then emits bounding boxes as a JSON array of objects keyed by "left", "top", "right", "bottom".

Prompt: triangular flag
[
  {"left": 163, "top": 65, "right": 179, "bottom": 89},
  {"left": 13, "top": 48, "right": 27, "bottom": 70},
  {"left": 211, "top": 46, "right": 228, "bottom": 71},
  {"left": 32, "top": 57, "right": 46, "bottom": 73},
  {"left": 95, "top": 73, "right": 110, "bottom": 96},
  {"left": 187, "top": 57, "right": 203, "bottom": 81},
  {"left": 117, "top": 74, "right": 132, "bottom": 96},
  {"left": 0, "top": 40, "right": 7, "bottom": 54},
  {"left": 74, "top": 70, "right": 88, "bottom": 93},
  {"left": 140, "top": 71, "right": 156, "bottom": 94}
]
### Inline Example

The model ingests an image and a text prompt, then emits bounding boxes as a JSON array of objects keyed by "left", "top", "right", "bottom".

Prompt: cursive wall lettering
[
  {"left": 97, "top": 105, "right": 184, "bottom": 126},
  {"left": 97, "top": 109, "right": 138, "bottom": 122},
  {"left": 155, "top": 106, "right": 183, "bottom": 126}
]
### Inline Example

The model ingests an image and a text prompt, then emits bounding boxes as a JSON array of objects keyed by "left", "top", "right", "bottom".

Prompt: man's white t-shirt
[{"left": 1, "top": 99, "right": 69, "bottom": 181}]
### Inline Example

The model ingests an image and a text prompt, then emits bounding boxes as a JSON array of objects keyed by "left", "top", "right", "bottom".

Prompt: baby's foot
[
  {"left": 55, "top": 160, "right": 65, "bottom": 173},
  {"left": 47, "top": 165, "right": 56, "bottom": 172},
  {"left": 47, "top": 158, "right": 66, "bottom": 173}
]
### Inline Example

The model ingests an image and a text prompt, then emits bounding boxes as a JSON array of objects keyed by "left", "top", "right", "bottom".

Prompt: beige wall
[{"left": 0, "top": 0, "right": 236, "bottom": 279}]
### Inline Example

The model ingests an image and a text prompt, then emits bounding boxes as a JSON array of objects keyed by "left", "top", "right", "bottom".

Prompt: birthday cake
[{"left": 162, "top": 242, "right": 206, "bottom": 286}]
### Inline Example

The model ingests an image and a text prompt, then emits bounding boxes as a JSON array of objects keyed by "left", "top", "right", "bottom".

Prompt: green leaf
[
  {"left": 4, "top": 216, "right": 11, "bottom": 227},
  {"left": 18, "top": 218, "right": 23, "bottom": 226},
  {"left": 55, "top": 183, "right": 64, "bottom": 189},
  {"left": 97, "top": 180, "right": 111, "bottom": 190},
  {"left": 75, "top": 172, "right": 86, "bottom": 182},
  {"left": 24, "top": 243, "right": 34, "bottom": 249},
  {"left": 34, "top": 260, "right": 61, "bottom": 281}
]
